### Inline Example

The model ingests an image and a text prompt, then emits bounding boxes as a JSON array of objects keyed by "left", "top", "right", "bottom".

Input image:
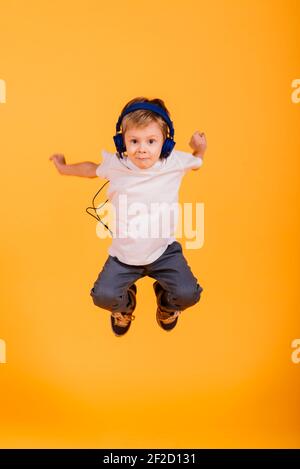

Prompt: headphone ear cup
[
  {"left": 161, "top": 138, "right": 176, "bottom": 158},
  {"left": 113, "top": 133, "right": 126, "bottom": 154}
]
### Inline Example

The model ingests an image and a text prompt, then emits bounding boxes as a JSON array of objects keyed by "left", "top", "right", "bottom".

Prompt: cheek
[{"left": 126, "top": 143, "right": 134, "bottom": 153}]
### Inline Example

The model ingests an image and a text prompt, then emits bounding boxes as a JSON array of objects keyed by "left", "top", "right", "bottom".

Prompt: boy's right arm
[{"left": 49, "top": 154, "right": 99, "bottom": 178}]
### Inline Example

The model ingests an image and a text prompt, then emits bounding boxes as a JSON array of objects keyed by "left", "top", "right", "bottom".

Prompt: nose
[
  {"left": 137, "top": 141, "right": 147, "bottom": 152},
  {"left": 137, "top": 146, "right": 146, "bottom": 153}
]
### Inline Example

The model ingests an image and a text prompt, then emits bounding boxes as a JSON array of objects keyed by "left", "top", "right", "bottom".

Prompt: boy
[{"left": 49, "top": 97, "right": 207, "bottom": 337}]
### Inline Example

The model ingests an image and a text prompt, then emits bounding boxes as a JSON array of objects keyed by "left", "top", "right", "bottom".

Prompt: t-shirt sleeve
[
  {"left": 95, "top": 149, "right": 113, "bottom": 179},
  {"left": 175, "top": 149, "right": 204, "bottom": 172}
]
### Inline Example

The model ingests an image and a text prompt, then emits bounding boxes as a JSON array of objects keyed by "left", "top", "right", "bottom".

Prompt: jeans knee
[
  {"left": 194, "top": 283, "right": 203, "bottom": 304},
  {"left": 90, "top": 286, "right": 119, "bottom": 309},
  {"left": 175, "top": 283, "right": 203, "bottom": 307}
]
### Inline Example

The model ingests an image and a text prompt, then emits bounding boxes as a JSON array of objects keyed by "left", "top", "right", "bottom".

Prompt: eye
[
  {"left": 149, "top": 139, "right": 156, "bottom": 144},
  {"left": 130, "top": 139, "right": 137, "bottom": 144}
]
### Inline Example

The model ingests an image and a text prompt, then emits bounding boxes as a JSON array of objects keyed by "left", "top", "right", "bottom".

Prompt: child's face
[{"left": 123, "top": 121, "right": 164, "bottom": 169}]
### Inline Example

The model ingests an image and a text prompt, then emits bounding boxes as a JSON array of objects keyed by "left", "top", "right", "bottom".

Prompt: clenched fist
[
  {"left": 49, "top": 154, "right": 66, "bottom": 174},
  {"left": 189, "top": 131, "right": 207, "bottom": 157},
  {"left": 49, "top": 153, "right": 66, "bottom": 165}
]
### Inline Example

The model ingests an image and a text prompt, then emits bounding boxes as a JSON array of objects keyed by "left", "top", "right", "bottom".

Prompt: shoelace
[
  {"left": 158, "top": 309, "right": 181, "bottom": 324},
  {"left": 111, "top": 312, "right": 136, "bottom": 328}
]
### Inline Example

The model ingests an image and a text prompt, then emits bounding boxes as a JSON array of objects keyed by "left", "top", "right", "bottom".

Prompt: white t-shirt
[{"left": 95, "top": 148, "right": 203, "bottom": 265}]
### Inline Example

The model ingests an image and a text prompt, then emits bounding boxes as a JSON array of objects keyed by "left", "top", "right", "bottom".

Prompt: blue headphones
[{"left": 113, "top": 102, "right": 176, "bottom": 159}]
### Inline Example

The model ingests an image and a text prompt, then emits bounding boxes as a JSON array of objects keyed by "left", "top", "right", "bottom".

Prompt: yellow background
[{"left": 0, "top": 0, "right": 299, "bottom": 448}]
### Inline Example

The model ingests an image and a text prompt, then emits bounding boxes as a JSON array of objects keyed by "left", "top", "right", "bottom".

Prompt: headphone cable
[{"left": 85, "top": 180, "right": 113, "bottom": 237}]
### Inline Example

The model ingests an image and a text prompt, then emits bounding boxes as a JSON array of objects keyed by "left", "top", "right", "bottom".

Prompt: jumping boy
[{"left": 49, "top": 97, "right": 207, "bottom": 337}]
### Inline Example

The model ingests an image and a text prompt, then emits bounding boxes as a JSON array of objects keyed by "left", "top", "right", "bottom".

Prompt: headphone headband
[{"left": 115, "top": 102, "right": 174, "bottom": 138}]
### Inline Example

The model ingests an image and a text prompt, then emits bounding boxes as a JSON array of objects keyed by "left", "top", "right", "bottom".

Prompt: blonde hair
[{"left": 120, "top": 96, "right": 171, "bottom": 142}]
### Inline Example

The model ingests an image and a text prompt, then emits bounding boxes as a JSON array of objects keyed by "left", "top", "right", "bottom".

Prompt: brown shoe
[
  {"left": 156, "top": 307, "right": 181, "bottom": 331},
  {"left": 153, "top": 281, "right": 181, "bottom": 331},
  {"left": 110, "top": 284, "right": 137, "bottom": 337}
]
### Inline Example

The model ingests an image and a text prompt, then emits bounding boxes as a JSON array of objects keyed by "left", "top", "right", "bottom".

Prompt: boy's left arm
[{"left": 189, "top": 131, "right": 207, "bottom": 170}]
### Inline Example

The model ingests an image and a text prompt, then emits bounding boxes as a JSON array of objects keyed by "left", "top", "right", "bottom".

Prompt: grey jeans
[{"left": 90, "top": 241, "right": 203, "bottom": 314}]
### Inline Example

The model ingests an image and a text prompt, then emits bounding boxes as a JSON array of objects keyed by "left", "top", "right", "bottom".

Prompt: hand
[
  {"left": 49, "top": 153, "right": 66, "bottom": 173},
  {"left": 49, "top": 153, "right": 66, "bottom": 165},
  {"left": 189, "top": 131, "right": 207, "bottom": 157}
]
